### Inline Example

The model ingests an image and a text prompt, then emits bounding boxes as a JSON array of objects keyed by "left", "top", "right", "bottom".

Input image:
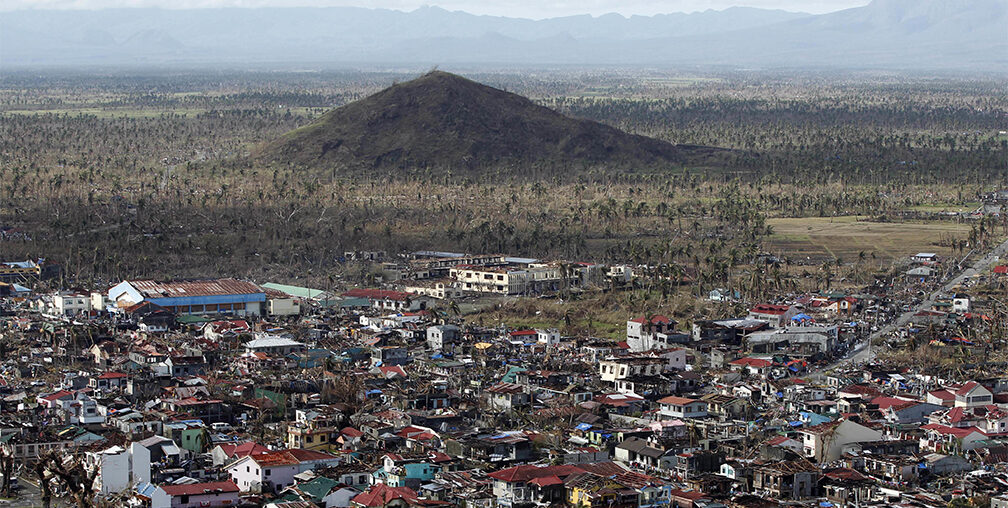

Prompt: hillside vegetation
[{"left": 256, "top": 71, "right": 736, "bottom": 176}]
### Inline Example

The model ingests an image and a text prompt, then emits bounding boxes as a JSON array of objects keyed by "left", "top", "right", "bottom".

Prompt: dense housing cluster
[{"left": 0, "top": 234, "right": 1006, "bottom": 508}]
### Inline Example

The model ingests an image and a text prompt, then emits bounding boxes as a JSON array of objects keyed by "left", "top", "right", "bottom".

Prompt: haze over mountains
[
  {"left": 2, "top": 0, "right": 1005, "bottom": 71},
  {"left": 257, "top": 71, "right": 735, "bottom": 173}
]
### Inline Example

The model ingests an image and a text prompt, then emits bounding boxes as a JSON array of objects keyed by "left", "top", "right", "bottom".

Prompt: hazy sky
[{"left": 3, "top": 0, "right": 871, "bottom": 17}]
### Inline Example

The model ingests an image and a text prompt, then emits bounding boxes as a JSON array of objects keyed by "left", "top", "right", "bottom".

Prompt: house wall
[
  {"left": 268, "top": 298, "right": 300, "bottom": 316},
  {"left": 97, "top": 451, "right": 130, "bottom": 494},
  {"left": 131, "top": 443, "right": 153, "bottom": 484}
]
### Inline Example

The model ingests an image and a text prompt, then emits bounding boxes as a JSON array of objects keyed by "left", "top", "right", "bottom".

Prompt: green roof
[
  {"left": 177, "top": 315, "right": 215, "bottom": 324},
  {"left": 298, "top": 476, "right": 340, "bottom": 501},
  {"left": 262, "top": 282, "right": 331, "bottom": 300},
  {"left": 339, "top": 297, "right": 371, "bottom": 308}
]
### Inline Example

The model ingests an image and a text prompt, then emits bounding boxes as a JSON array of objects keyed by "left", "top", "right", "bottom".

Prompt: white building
[
  {"left": 267, "top": 296, "right": 301, "bottom": 317},
  {"left": 657, "top": 396, "right": 708, "bottom": 419},
  {"left": 426, "top": 325, "right": 461, "bottom": 352},
  {"left": 952, "top": 294, "right": 971, "bottom": 313},
  {"left": 537, "top": 329, "right": 561, "bottom": 345},
  {"left": 86, "top": 445, "right": 130, "bottom": 495},
  {"left": 53, "top": 292, "right": 91, "bottom": 316},
  {"left": 954, "top": 381, "right": 993, "bottom": 408},
  {"left": 228, "top": 450, "right": 340, "bottom": 494},
  {"left": 244, "top": 334, "right": 307, "bottom": 356},
  {"left": 626, "top": 315, "right": 679, "bottom": 352},
  {"left": 800, "top": 420, "right": 883, "bottom": 463}
]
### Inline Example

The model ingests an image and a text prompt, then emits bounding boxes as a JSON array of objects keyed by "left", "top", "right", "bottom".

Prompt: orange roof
[{"left": 658, "top": 396, "right": 703, "bottom": 405}]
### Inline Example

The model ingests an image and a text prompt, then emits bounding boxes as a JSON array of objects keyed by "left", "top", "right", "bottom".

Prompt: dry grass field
[{"left": 766, "top": 216, "right": 974, "bottom": 264}]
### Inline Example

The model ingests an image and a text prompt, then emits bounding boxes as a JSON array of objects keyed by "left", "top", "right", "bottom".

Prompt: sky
[{"left": 2, "top": 0, "right": 872, "bottom": 17}]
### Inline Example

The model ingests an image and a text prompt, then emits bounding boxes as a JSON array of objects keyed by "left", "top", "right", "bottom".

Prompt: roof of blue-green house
[
  {"left": 502, "top": 365, "right": 528, "bottom": 383},
  {"left": 262, "top": 282, "right": 332, "bottom": 300},
  {"left": 339, "top": 297, "right": 371, "bottom": 308},
  {"left": 298, "top": 476, "right": 341, "bottom": 501}
]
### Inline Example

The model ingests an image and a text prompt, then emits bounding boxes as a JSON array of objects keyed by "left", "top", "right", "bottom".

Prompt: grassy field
[
  {"left": 766, "top": 216, "right": 974, "bottom": 263},
  {"left": 906, "top": 202, "right": 981, "bottom": 213}
]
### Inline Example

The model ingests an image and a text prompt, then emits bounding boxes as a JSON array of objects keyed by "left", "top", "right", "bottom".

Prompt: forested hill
[{"left": 256, "top": 71, "right": 736, "bottom": 175}]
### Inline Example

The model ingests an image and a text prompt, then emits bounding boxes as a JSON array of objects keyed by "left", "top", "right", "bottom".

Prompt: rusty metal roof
[{"left": 128, "top": 278, "right": 262, "bottom": 298}]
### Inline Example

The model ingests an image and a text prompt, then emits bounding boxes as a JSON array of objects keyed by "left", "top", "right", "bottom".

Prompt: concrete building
[
  {"left": 244, "top": 335, "right": 307, "bottom": 356},
  {"left": 86, "top": 445, "right": 130, "bottom": 495},
  {"left": 426, "top": 325, "right": 461, "bottom": 352},
  {"left": 53, "top": 292, "right": 92, "bottom": 316},
  {"left": 799, "top": 420, "right": 883, "bottom": 462}
]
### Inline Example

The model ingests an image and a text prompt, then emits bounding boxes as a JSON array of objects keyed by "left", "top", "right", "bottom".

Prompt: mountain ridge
[{"left": 0, "top": 0, "right": 1003, "bottom": 71}]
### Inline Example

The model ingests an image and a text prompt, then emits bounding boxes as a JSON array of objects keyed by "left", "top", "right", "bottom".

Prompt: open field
[{"left": 766, "top": 216, "right": 977, "bottom": 264}]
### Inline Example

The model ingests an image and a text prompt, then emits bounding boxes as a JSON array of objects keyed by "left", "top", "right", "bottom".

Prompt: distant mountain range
[
  {"left": 257, "top": 71, "right": 736, "bottom": 173},
  {"left": 1, "top": 0, "right": 1005, "bottom": 71}
]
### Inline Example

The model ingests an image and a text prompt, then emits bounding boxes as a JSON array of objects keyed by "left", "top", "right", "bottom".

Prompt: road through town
[{"left": 819, "top": 235, "right": 1008, "bottom": 373}]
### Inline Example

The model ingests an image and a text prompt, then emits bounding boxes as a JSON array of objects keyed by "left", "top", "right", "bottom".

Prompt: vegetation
[{"left": 0, "top": 68, "right": 1004, "bottom": 289}]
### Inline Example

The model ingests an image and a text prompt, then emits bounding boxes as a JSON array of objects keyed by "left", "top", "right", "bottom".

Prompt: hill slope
[{"left": 257, "top": 71, "right": 731, "bottom": 173}]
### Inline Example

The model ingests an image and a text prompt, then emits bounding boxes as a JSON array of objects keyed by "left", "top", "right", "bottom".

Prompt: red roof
[
  {"left": 160, "top": 481, "right": 239, "bottom": 497},
  {"left": 921, "top": 423, "right": 986, "bottom": 438},
  {"left": 824, "top": 468, "right": 869, "bottom": 481},
  {"left": 341, "top": 427, "right": 365, "bottom": 438},
  {"left": 955, "top": 381, "right": 983, "bottom": 396},
  {"left": 750, "top": 304, "right": 791, "bottom": 315},
  {"left": 872, "top": 396, "right": 915, "bottom": 411},
  {"left": 949, "top": 407, "right": 966, "bottom": 423},
  {"left": 529, "top": 475, "right": 563, "bottom": 487},
  {"left": 993, "top": 265, "right": 1008, "bottom": 274},
  {"left": 40, "top": 390, "right": 73, "bottom": 402},
  {"left": 97, "top": 372, "right": 129, "bottom": 379},
  {"left": 508, "top": 329, "right": 537, "bottom": 337},
  {"left": 929, "top": 389, "right": 955, "bottom": 401},
  {"left": 729, "top": 357, "right": 772, "bottom": 368},
  {"left": 379, "top": 366, "right": 408, "bottom": 379},
  {"left": 658, "top": 396, "right": 702, "bottom": 405},
  {"left": 287, "top": 448, "right": 339, "bottom": 462},
  {"left": 352, "top": 484, "right": 418, "bottom": 507}
]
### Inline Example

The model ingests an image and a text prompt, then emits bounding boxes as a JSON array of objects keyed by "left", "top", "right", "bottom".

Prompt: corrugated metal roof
[{"left": 128, "top": 278, "right": 262, "bottom": 298}]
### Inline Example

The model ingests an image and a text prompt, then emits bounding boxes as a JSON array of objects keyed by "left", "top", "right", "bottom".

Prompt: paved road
[{"left": 819, "top": 235, "right": 1008, "bottom": 373}]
